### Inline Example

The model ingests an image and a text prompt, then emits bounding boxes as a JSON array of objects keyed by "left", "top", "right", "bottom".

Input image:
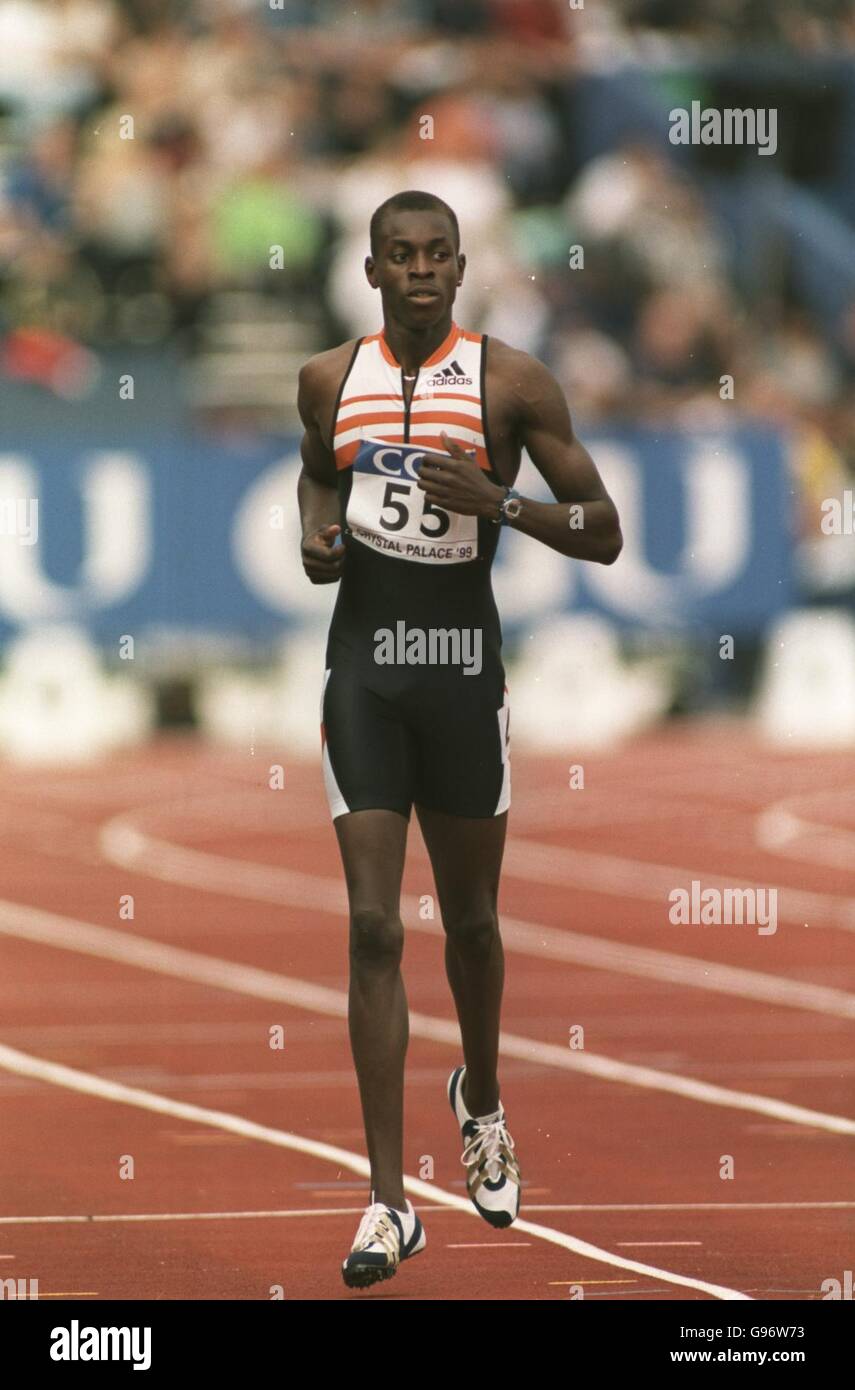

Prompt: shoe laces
[
  {"left": 461, "top": 1116, "right": 515, "bottom": 1182},
  {"left": 351, "top": 1202, "right": 401, "bottom": 1260}
]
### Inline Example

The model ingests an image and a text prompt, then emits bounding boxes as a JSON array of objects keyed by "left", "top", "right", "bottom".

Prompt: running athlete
[{"left": 297, "top": 190, "right": 622, "bottom": 1289}]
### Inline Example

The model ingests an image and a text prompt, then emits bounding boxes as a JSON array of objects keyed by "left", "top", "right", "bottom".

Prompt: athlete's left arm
[
  {"left": 509, "top": 354, "right": 622, "bottom": 564},
  {"left": 416, "top": 352, "right": 622, "bottom": 564}
]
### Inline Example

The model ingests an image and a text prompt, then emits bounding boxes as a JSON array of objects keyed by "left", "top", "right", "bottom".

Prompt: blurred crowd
[
  {"left": 617, "top": 0, "right": 855, "bottom": 51},
  {"left": 1, "top": 0, "right": 854, "bottom": 535}
]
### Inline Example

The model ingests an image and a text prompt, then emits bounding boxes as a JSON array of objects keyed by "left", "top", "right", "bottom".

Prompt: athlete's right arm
[{"left": 297, "top": 357, "right": 345, "bottom": 585}]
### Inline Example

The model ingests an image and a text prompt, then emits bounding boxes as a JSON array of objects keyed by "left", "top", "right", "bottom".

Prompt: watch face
[{"left": 506, "top": 497, "right": 522, "bottom": 518}]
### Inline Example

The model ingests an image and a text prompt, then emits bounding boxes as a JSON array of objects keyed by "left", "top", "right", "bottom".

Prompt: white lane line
[
  {"left": 4, "top": 1069, "right": 379, "bottom": 1094},
  {"left": 10, "top": 1206, "right": 816, "bottom": 1226},
  {"left": 109, "top": 790, "right": 855, "bottom": 933},
  {"left": 617, "top": 1242, "right": 703, "bottom": 1247},
  {"left": 8, "top": 1058, "right": 851, "bottom": 1095},
  {"left": 99, "top": 814, "right": 855, "bottom": 1020},
  {"left": 757, "top": 799, "right": 855, "bottom": 871},
  {"left": 499, "top": 834, "right": 855, "bottom": 933},
  {"left": 524, "top": 1202, "right": 855, "bottom": 1212},
  {"left": 1, "top": 897, "right": 854, "bottom": 1136},
  {"left": 0, "top": 1205, "right": 562, "bottom": 1227},
  {"left": 0, "top": 1208, "right": 449, "bottom": 1225},
  {"left": 0, "top": 1043, "right": 750, "bottom": 1301},
  {"left": 549, "top": 1279, "right": 635, "bottom": 1285},
  {"left": 492, "top": 924, "right": 855, "bottom": 1021}
]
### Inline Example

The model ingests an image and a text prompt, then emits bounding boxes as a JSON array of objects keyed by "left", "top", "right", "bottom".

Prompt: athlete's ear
[
  {"left": 364, "top": 255, "right": 378, "bottom": 289},
  {"left": 456, "top": 251, "right": 466, "bottom": 286}
]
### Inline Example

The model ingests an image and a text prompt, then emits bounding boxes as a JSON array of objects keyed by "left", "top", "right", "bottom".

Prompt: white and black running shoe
[
  {"left": 448, "top": 1065, "right": 521, "bottom": 1229},
  {"left": 341, "top": 1193, "right": 426, "bottom": 1288}
]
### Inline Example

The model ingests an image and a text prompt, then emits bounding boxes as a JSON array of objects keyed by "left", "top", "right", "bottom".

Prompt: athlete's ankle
[
  {"left": 371, "top": 1185, "right": 407, "bottom": 1211},
  {"left": 462, "top": 1076, "right": 500, "bottom": 1118}
]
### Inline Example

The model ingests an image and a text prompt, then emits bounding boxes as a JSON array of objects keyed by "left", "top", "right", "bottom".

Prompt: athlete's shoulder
[
  {"left": 298, "top": 339, "right": 363, "bottom": 431},
  {"left": 484, "top": 336, "right": 546, "bottom": 378},
  {"left": 484, "top": 338, "right": 557, "bottom": 410},
  {"left": 299, "top": 339, "right": 362, "bottom": 394}
]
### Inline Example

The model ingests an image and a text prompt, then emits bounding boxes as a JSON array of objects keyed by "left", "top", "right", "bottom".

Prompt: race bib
[{"left": 346, "top": 438, "right": 479, "bottom": 565}]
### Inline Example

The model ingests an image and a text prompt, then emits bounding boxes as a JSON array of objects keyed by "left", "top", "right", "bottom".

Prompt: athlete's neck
[{"left": 382, "top": 314, "right": 455, "bottom": 377}]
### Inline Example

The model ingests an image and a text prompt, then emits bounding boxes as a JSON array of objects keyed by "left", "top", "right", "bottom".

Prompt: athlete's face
[{"left": 365, "top": 211, "right": 465, "bottom": 326}]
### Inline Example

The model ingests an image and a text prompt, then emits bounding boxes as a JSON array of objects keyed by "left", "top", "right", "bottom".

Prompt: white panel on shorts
[
  {"left": 494, "top": 690, "right": 511, "bottom": 814},
  {"left": 320, "top": 668, "right": 350, "bottom": 820}
]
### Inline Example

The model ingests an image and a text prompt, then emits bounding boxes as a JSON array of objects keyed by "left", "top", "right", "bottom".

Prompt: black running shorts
[{"left": 320, "top": 659, "right": 511, "bottom": 820}]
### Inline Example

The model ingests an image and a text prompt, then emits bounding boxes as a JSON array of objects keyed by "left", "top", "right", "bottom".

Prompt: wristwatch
[{"left": 492, "top": 487, "right": 522, "bottom": 525}]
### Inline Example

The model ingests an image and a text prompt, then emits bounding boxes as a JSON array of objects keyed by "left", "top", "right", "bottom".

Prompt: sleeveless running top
[{"left": 326, "top": 321, "right": 505, "bottom": 671}]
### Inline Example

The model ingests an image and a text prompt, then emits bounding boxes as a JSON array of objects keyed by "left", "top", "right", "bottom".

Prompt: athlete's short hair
[{"left": 369, "top": 190, "right": 460, "bottom": 257}]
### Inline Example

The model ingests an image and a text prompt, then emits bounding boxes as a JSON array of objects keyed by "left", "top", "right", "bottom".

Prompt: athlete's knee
[
  {"left": 444, "top": 907, "right": 499, "bottom": 958},
  {"left": 349, "top": 905, "right": 404, "bottom": 967}
]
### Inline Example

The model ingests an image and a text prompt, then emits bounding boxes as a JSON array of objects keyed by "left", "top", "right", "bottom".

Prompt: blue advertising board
[{"left": 0, "top": 426, "right": 794, "bottom": 645}]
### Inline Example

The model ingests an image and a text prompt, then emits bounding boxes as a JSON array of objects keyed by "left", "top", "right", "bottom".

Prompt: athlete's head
[{"left": 365, "top": 190, "right": 465, "bottom": 327}]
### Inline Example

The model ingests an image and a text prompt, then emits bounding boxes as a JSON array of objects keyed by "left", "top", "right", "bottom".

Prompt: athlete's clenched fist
[{"left": 301, "top": 523, "right": 345, "bottom": 584}]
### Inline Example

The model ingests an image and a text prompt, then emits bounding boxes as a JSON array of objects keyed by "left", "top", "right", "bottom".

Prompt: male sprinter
[{"left": 297, "top": 191, "right": 622, "bottom": 1289}]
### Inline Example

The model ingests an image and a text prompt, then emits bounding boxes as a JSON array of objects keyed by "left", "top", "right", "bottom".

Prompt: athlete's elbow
[{"left": 597, "top": 522, "right": 623, "bottom": 565}]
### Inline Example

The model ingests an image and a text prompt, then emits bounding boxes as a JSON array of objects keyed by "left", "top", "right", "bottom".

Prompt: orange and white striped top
[{"left": 332, "top": 321, "right": 491, "bottom": 472}]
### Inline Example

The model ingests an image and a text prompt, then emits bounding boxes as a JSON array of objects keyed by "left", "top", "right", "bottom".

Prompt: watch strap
[{"left": 498, "top": 488, "right": 521, "bottom": 525}]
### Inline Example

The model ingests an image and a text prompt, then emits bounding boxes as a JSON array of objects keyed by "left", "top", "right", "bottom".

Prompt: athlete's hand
[
  {"left": 415, "top": 432, "right": 506, "bottom": 518},
  {"left": 301, "top": 523, "right": 345, "bottom": 584}
]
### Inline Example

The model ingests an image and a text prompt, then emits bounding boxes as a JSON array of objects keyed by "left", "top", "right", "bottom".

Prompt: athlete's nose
[{"left": 408, "top": 251, "right": 435, "bottom": 280}]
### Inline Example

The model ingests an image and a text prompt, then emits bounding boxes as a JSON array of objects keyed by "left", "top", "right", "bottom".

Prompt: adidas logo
[{"left": 426, "top": 360, "right": 472, "bottom": 387}]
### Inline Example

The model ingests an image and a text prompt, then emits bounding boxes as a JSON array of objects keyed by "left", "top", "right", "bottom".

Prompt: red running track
[{"left": 0, "top": 721, "right": 853, "bottom": 1300}]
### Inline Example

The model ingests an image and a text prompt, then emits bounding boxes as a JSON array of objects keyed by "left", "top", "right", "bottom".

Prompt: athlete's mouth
[{"left": 406, "top": 288, "right": 441, "bottom": 300}]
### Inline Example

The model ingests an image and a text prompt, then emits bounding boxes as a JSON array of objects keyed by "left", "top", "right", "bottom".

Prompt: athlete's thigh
[
  {"left": 415, "top": 803, "right": 507, "bottom": 925},
  {"left": 409, "top": 670, "right": 509, "bottom": 819},
  {"left": 321, "top": 662, "right": 416, "bottom": 820},
  {"left": 334, "top": 808, "right": 409, "bottom": 918}
]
